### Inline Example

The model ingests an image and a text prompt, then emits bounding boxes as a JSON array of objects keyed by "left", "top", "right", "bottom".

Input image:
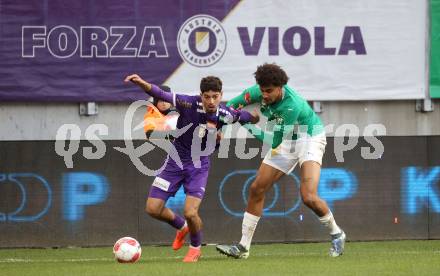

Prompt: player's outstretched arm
[
  {"left": 244, "top": 109, "right": 298, "bottom": 149},
  {"left": 236, "top": 108, "right": 259, "bottom": 124},
  {"left": 124, "top": 74, "right": 173, "bottom": 104},
  {"left": 227, "top": 85, "right": 263, "bottom": 108},
  {"left": 244, "top": 124, "right": 278, "bottom": 149},
  {"left": 124, "top": 74, "right": 152, "bottom": 91}
]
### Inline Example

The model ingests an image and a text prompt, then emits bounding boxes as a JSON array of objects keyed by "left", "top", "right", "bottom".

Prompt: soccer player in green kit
[{"left": 216, "top": 63, "right": 346, "bottom": 258}]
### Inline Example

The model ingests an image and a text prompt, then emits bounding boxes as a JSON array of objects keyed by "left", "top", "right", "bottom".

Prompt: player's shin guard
[
  {"left": 318, "top": 211, "right": 341, "bottom": 235},
  {"left": 239, "top": 212, "right": 260, "bottom": 250},
  {"left": 168, "top": 214, "right": 186, "bottom": 230}
]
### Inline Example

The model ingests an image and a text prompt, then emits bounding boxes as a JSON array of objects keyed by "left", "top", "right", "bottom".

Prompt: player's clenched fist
[
  {"left": 124, "top": 73, "right": 143, "bottom": 84},
  {"left": 250, "top": 108, "right": 260, "bottom": 124},
  {"left": 124, "top": 74, "right": 152, "bottom": 91}
]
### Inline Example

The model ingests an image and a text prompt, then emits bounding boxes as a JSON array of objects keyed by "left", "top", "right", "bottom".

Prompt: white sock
[
  {"left": 239, "top": 212, "right": 260, "bottom": 250},
  {"left": 319, "top": 211, "right": 342, "bottom": 235},
  {"left": 179, "top": 221, "right": 187, "bottom": 231}
]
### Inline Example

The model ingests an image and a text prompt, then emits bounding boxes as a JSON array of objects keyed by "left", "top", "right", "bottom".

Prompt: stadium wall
[
  {"left": 0, "top": 137, "right": 439, "bottom": 248},
  {"left": 1, "top": 100, "right": 440, "bottom": 141}
]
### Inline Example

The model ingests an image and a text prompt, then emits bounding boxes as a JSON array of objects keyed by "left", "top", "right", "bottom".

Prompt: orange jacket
[{"left": 144, "top": 105, "right": 178, "bottom": 133}]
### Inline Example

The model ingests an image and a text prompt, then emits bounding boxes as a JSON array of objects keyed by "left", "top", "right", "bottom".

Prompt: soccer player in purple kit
[{"left": 124, "top": 74, "right": 258, "bottom": 262}]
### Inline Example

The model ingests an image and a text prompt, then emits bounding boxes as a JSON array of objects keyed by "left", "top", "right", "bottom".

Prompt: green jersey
[{"left": 227, "top": 84, "right": 324, "bottom": 149}]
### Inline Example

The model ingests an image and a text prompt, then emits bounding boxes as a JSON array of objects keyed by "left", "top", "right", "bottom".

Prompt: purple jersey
[
  {"left": 172, "top": 94, "right": 239, "bottom": 161},
  {"left": 146, "top": 84, "right": 254, "bottom": 201},
  {"left": 148, "top": 84, "right": 253, "bottom": 162}
]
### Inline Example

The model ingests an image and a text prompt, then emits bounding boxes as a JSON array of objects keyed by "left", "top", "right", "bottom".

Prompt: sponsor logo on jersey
[{"left": 244, "top": 91, "right": 251, "bottom": 104}]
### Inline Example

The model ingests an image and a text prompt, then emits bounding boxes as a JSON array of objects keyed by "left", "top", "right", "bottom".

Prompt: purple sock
[
  {"left": 190, "top": 231, "right": 202, "bottom": 247},
  {"left": 167, "top": 214, "right": 185, "bottom": 230}
]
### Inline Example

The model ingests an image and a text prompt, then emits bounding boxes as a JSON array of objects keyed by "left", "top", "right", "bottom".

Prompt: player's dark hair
[
  {"left": 200, "top": 76, "right": 222, "bottom": 93},
  {"left": 254, "top": 63, "right": 289, "bottom": 87}
]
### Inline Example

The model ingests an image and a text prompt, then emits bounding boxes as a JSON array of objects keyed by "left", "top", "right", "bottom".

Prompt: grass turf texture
[{"left": 1, "top": 240, "right": 439, "bottom": 275}]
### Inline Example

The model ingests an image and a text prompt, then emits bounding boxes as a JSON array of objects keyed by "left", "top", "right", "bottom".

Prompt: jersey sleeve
[
  {"left": 224, "top": 106, "right": 255, "bottom": 124},
  {"left": 149, "top": 84, "right": 196, "bottom": 113},
  {"left": 245, "top": 108, "right": 299, "bottom": 149},
  {"left": 243, "top": 124, "right": 276, "bottom": 147},
  {"left": 174, "top": 94, "right": 195, "bottom": 112},
  {"left": 148, "top": 84, "right": 174, "bottom": 103},
  {"left": 227, "top": 85, "right": 263, "bottom": 108}
]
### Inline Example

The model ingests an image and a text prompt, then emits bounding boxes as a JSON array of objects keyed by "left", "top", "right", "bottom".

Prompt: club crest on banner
[{"left": 177, "top": 14, "right": 227, "bottom": 67}]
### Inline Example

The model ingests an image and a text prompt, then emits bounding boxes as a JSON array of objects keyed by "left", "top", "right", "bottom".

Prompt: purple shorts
[{"left": 148, "top": 157, "right": 210, "bottom": 201}]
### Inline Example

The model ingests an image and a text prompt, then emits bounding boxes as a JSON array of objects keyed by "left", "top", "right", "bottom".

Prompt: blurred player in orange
[{"left": 144, "top": 85, "right": 178, "bottom": 139}]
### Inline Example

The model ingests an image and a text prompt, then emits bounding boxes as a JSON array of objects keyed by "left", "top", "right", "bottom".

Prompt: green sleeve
[
  {"left": 244, "top": 109, "right": 300, "bottom": 149},
  {"left": 226, "top": 85, "right": 262, "bottom": 108},
  {"left": 243, "top": 124, "right": 278, "bottom": 148}
]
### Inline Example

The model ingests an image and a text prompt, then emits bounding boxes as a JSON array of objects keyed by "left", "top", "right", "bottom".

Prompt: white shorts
[{"left": 263, "top": 132, "right": 327, "bottom": 174}]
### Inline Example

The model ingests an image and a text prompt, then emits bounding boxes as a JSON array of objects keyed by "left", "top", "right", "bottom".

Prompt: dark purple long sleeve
[
  {"left": 147, "top": 86, "right": 255, "bottom": 125},
  {"left": 237, "top": 109, "right": 254, "bottom": 124},
  {"left": 225, "top": 105, "right": 254, "bottom": 124},
  {"left": 148, "top": 84, "right": 174, "bottom": 103}
]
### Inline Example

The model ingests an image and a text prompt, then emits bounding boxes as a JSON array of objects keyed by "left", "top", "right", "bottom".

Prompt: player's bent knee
[
  {"left": 255, "top": 174, "right": 272, "bottom": 187},
  {"left": 183, "top": 209, "right": 199, "bottom": 221},
  {"left": 146, "top": 208, "right": 161, "bottom": 218},
  {"left": 301, "top": 193, "right": 318, "bottom": 208},
  {"left": 145, "top": 202, "right": 162, "bottom": 218},
  {"left": 249, "top": 182, "right": 266, "bottom": 198}
]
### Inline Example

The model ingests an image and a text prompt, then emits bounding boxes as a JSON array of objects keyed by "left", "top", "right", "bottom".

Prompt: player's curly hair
[
  {"left": 200, "top": 76, "right": 222, "bottom": 93},
  {"left": 254, "top": 63, "right": 289, "bottom": 87}
]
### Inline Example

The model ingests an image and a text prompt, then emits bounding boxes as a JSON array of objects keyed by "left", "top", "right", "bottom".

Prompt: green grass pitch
[{"left": 1, "top": 240, "right": 439, "bottom": 275}]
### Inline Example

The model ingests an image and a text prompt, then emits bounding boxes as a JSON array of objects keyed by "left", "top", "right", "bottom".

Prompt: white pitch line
[
  {"left": 0, "top": 250, "right": 439, "bottom": 263},
  {"left": 0, "top": 258, "right": 114, "bottom": 263},
  {"left": 0, "top": 253, "right": 314, "bottom": 263}
]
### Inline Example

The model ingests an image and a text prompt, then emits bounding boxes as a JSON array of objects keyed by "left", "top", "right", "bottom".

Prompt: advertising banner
[
  {"left": 431, "top": 0, "right": 440, "bottom": 98},
  {"left": 0, "top": 0, "right": 427, "bottom": 101},
  {"left": 0, "top": 137, "right": 439, "bottom": 248}
]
